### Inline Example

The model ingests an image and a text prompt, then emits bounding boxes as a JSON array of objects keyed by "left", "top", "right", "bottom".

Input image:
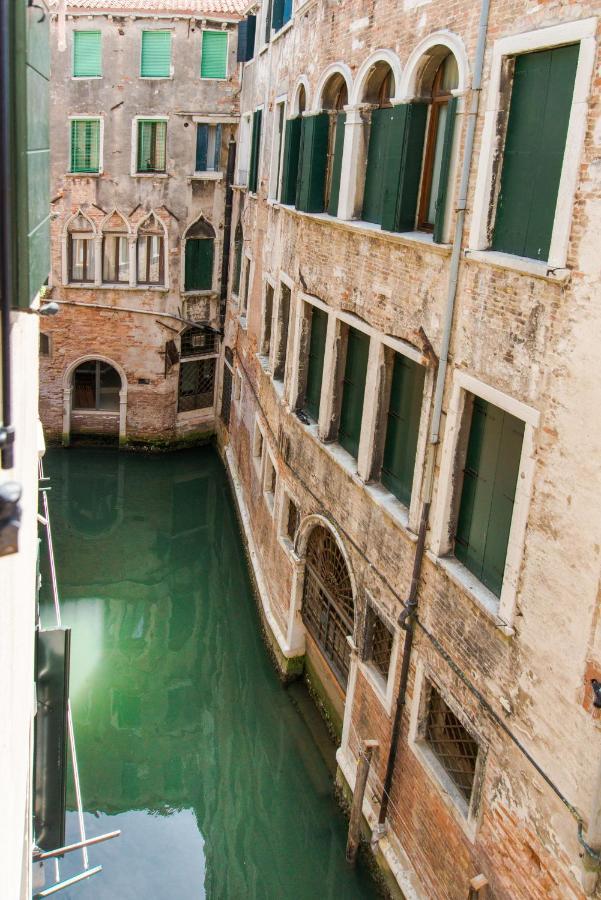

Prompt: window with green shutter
[
  {"left": 455, "top": 397, "right": 525, "bottom": 597},
  {"left": 338, "top": 327, "right": 369, "bottom": 459},
  {"left": 492, "top": 44, "right": 578, "bottom": 261},
  {"left": 296, "top": 113, "right": 329, "bottom": 213},
  {"left": 381, "top": 354, "right": 425, "bottom": 505},
  {"left": 140, "top": 30, "right": 172, "bottom": 78},
  {"left": 70, "top": 119, "right": 101, "bottom": 173},
  {"left": 248, "top": 108, "right": 262, "bottom": 193},
  {"left": 196, "top": 124, "right": 221, "bottom": 172},
  {"left": 73, "top": 31, "right": 102, "bottom": 78},
  {"left": 274, "top": 283, "right": 291, "bottom": 381},
  {"left": 201, "top": 30, "right": 228, "bottom": 80},
  {"left": 185, "top": 239, "right": 214, "bottom": 291},
  {"left": 304, "top": 306, "right": 328, "bottom": 421},
  {"left": 326, "top": 112, "right": 346, "bottom": 217},
  {"left": 280, "top": 117, "right": 302, "bottom": 204},
  {"left": 232, "top": 221, "right": 243, "bottom": 294},
  {"left": 137, "top": 120, "right": 167, "bottom": 172}
]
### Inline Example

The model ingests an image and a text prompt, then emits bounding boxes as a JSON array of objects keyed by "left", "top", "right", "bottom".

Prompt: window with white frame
[
  {"left": 195, "top": 123, "right": 222, "bottom": 173},
  {"left": 252, "top": 419, "right": 264, "bottom": 474},
  {"left": 260, "top": 282, "right": 274, "bottom": 358},
  {"left": 273, "top": 281, "right": 291, "bottom": 382},
  {"left": 361, "top": 603, "right": 394, "bottom": 685},
  {"left": 135, "top": 119, "right": 167, "bottom": 174},
  {"left": 263, "top": 451, "right": 277, "bottom": 512},
  {"left": 70, "top": 118, "right": 101, "bottom": 174},
  {"left": 67, "top": 212, "right": 95, "bottom": 283},
  {"left": 136, "top": 213, "right": 165, "bottom": 285},
  {"left": 237, "top": 114, "right": 252, "bottom": 186},
  {"left": 269, "top": 99, "right": 286, "bottom": 200},
  {"left": 240, "top": 256, "right": 252, "bottom": 318},
  {"left": 279, "top": 489, "right": 300, "bottom": 548}
]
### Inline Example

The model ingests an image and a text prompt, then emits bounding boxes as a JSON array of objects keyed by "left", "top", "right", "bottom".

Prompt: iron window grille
[
  {"left": 180, "top": 327, "right": 218, "bottom": 358},
  {"left": 362, "top": 604, "right": 394, "bottom": 682},
  {"left": 177, "top": 358, "right": 216, "bottom": 412},
  {"left": 423, "top": 685, "right": 480, "bottom": 804},
  {"left": 302, "top": 525, "right": 354, "bottom": 689}
]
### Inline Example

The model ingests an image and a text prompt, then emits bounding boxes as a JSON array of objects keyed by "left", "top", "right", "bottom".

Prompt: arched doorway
[
  {"left": 301, "top": 524, "right": 355, "bottom": 690},
  {"left": 63, "top": 356, "right": 127, "bottom": 445}
]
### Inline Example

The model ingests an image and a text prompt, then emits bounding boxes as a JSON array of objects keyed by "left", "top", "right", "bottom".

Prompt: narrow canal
[{"left": 40, "top": 446, "right": 379, "bottom": 899}]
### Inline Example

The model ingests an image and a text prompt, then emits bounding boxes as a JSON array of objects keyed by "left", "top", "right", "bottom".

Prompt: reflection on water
[{"left": 40, "top": 447, "right": 378, "bottom": 899}]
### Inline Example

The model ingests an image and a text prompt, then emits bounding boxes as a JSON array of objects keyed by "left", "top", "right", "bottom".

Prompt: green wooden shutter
[
  {"left": 248, "top": 108, "right": 262, "bottom": 192},
  {"left": 237, "top": 16, "right": 256, "bottom": 63},
  {"left": 432, "top": 96, "right": 457, "bottom": 244},
  {"left": 492, "top": 44, "right": 578, "bottom": 261},
  {"left": 362, "top": 108, "right": 388, "bottom": 224},
  {"left": 381, "top": 102, "right": 428, "bottom": 233},
  {"left": 296, "top": 112, "right": 329, "bottom": 213},
  {"left": 339, "top": 327, "right": 369, "bottom": 458},
  {"left": 70, "top": 120, "right": 100, "bottom": 173},
  {"left": 73, "top": 31, "right": 102, "bottom": 78},
  {"left": 196, "top": 124, "right": 208, "bottom": 171},
  {"left": 140, "top": 30, "right": 172, "bottom": 78},
  {"left": 201, "top": 31, "right": 228, "bottom": 79},
  {"left": 272, "top": 0, "right": 284, "bottom": 32},
  {"left": 281, "top": 117, "right": 302, "bottom": 204},
  {"left": 304, "top": 307, "right": 328, "bottom": 421},
  {"left": 185, "top": 238, "right": 214, "bottom": 291},
  {"left": 455, "top": 398, "right": 525, "bottom": 597},
  {"left": 381, "top": 354, "right": 425, "bottom": 505},
  {"left": 327, "top": 112, "right": 346, "bottom": 217}
]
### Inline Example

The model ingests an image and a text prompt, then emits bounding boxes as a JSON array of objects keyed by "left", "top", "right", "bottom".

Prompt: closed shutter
[
  {"left": 304, "top": 306, "right": 328, "bottom": 421},
  {"left": 362, "top": 108, "right": 388, "bottom": 224},
  {"left": 296, "top": 112, "right": 329, "bottom": 213},
  {"left": 248, "top": 108, "right": 262, "bottom": 192},
  {"left": 185, "top": 238, "right": 214, "bottom": 291},
  {"left": 492, "top": 44, "right": 578, "bottom": 261},
  {"left": 237, "top": 16, "right": 256, "bottom": 63},
  {"left": 283, "top": 0, "right": 293, "bottom": 25},
  {"left": 381, "top": 354, "right": 425, "bottom": 505},
  {"left": 455, "top": 398, "right": 525, "bottom": 597},
  {"left": 70, "top": 119, "right": 100, "bottom": 173},
  {"left": 140, "top": 30, "right": 171, "bottom": 78},
  {"left": 137, "top": 121, "right": 166, "bottom": 172},
  {"left": 339, "top": 327, "right": 369, "bottom": 459},
  {"left": 327, "top": 112, "right": 346, "bottom": 217},
  {"left": 196, "top": 124, "right": 208, "bottom": 171},
  {"left": 73, "top": 31, "right": 102, "bottom": 78},
  {"left": 272, "top": 0, "right": 284, "bottom": 32},
  {"left": 432, "top": 96, "right": 457, "bottom": 244},
  {"left": 280, "top": 117, "right": 302, "bottom": 204},
  {"left": 201, "top": 30, "right": 228, "bottom": 79},
  {"left": 381, "top": 102, "right": 428, "bottom": 233}
]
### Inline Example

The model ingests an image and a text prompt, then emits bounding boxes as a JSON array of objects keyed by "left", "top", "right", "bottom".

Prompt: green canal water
[{"left": 40, "top": 447, "right": 379, "bottom": 899}]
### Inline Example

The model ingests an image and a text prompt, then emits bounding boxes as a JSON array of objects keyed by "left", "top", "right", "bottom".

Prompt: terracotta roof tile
[{"left": 50, "top": 0, "right": 247, "bottom": 16}]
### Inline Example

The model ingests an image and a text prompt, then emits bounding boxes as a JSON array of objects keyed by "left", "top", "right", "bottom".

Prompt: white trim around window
[
  {"left": 269, "top": 95, "right": 287, "bottom": 201},
  {"left": 468, "top": 17, "right": 597, "bottom": 272},
  {"left": 68, "top": 115, "right": 104, "bottom": 175},
  {"left": 130, "top": 115, "right": 169, "bottom": 177},
  {"left": 429, "top": 369, "right": 540, "bottom": 631}
]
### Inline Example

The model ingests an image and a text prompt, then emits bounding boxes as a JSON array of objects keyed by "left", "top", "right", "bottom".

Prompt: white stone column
[
  {"left": 357, "top": 338, "right": 386, "bottom": 483},
  {"left": 93, "top": 235, "right": 102, "bottom": 286},
  {"left": 128, "top": 236, "right": 137, "bottom": 287},
  {"left": 286, "top": 557, "right": 306, "bottom": 655},
  {"left": 341, "top": 636, "right": 359, "bottom": 754},
  {"left": 337, "top": 105, "right": 369, "bottom": 221},
  {"left": 118, "top": 388, "right": 127, "bottom": 446},
  {"left": 62, "top": 387, "right": 72, "bottom": 447},
  {"left": 318, "top": 315, "right": 343, "bottom": 442}
]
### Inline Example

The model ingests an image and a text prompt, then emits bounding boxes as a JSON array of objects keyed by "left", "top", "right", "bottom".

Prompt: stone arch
[
  {"left": 100, "top": 208, "right": 131, "bottom": 233},
  {"left": 400, "top": 31, "right": 470, "bottom": 100},
  {"left": 291, "top": 76, "right": 310, "bottom": 116},
  {"left": 62, "top": 354, "right": 127, "bottom": 447},
  {"left": 62, "top": 208, "right": 98, "bottom": 285},
  {"left": 134, "top": 209, "right": 167, "bottom": 237},
  {"left": 135, "top": 210, "right": 168, "bottom": 288},
  {"left": 350, "top": 49, "right": 403, "bottom": 105},
  {"left": 183, "top": 214, "right": 216, "bottom": 240},
  {"left": 63, "top": 207, "right": 97, "bottom": 238},
  {"left": 182, "top": 215, "right": 216, "bottom": 292},
  {"left": 313, "top": 63, "right": 353, "bottom": 112}
]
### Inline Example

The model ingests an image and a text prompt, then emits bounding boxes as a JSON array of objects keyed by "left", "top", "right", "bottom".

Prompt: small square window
[
  {"left": 423, "top": 685, "right": 480, "bottom": 805},
  {"left": 40, "top": 333, "right": 51, "bottom": 357},
  {"left": 252, "top": 421, "right": 264, "bottom": 459},
  {"left": 362, "top": 605, "right": 393, "bottom": 682}
]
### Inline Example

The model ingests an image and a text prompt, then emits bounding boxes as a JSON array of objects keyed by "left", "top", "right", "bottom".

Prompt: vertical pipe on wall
[{"left": 0, "top": 0, "right": 15, "bottom": 469}]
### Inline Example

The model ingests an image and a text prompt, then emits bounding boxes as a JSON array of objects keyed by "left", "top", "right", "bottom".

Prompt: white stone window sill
[
  {"left": 258, "top": 44, "right": 269, "bottom": 57},
  {"left": 239, "top": 315, "right": 248, "bottom": 330},
  {"left": 176, "top": 407, "right": 214, "bottom": 421},
  {"left": 132, "top": 172, "right": 168, "bottom": 179},
  {"left": 182, "top": 289, "right": 214, "bottom": 297},
  {"left": 358, "top": 659, "right": 392, "bottom": 716},
  {"left": 426, "top": 551, "right": 514, "bottom": 636},
  {"left": 189, "top": 172, "right": 223, "bottom": 182},
  {"left": 409, "top": 740, "right": 478, "bottom": 841},
  {"left": 257, "top": 353, "right": 271, "bottom": 374},
  {"left": 363, "top": 482, "right": 412, "bottom": 533},
  {"left": 295, "top": 0, "right": 317, "bottom": 14},
  {"left": 72, "top": 408, "right": 119, "bottom": 417},
  {"left": 66, "top": 172, "right": 102, "bottom": 178},
  {"left": 264, "top": 491, "right": 275, "bottom": 515},
  {"left": 272, "top": 19, "right": 293, "bottom": 42},
  {"left": 232, "top": 183, "right": 248, "bottom": 191},
  {"left": 66, "top": 282, "right": 96, "bottom": 289},
  {"left": 278, "top": 534, "right": 296, "bottom": 560},
  {"left": 137, "top": 285, "right": 169, "bottom": 292},
  {"left": 140, "top": 75, "right": 173, "bottom": 81},
  {"left": 464, "top": 248, "right": 570, "bottom": 282},
  {"left": 71, "top": 76, "right": 103, "bottom": 81}
]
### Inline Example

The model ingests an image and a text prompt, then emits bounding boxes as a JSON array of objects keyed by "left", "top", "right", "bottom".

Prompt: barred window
[
  {"left": 424, "top": 685, "right": 480, "bottom": 804},
  {"left": 180, "top": 326, "right": 218, "bottom": 358},
  {"left": 177, "top": 358, "right": 215, "bottom": 412},
  {"left": 363, "top": 605, "right": 393, "bottom": 681}
]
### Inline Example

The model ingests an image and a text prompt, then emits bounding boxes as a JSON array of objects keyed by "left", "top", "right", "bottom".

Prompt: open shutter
[
  {"left": 237, "top": 17, "right": 256, "bottom": 62},
  {"left": 137, "top": 121, "right": 152, "bottom": 171},
  {"left": 304, "top": 307, "right": 328, "bottom": 421},
  {"left": 141, "top": 31, "right": 171, "bottom": 78},
  {"left": 381, "top": 354, "right": 425, "bottom": 505},
  {"left": 248, "top": 108, "right": 262, "bottom": 193},
  {"left": 280, "top": 117, "right": 302, "bottom": 204},
  {"left": 296, "top": 112, "right": 329, "bottom": 213},
  {"left": 492, "top": 44, "right": 578, "bottom": 261},
  {"left": 73, "top": 31, "right": 102, "bottom": 78},
  {"left": 432, "top": 96, "right": 457, "bottom": 244},
  {"left": 201, "top": 31, "right": 228, "bottom": 79},
  {"left": 185, "top": 239, "right": 214, "bottom": 291},
  {"left": 213, "top": 124, "right": 222, "bottom": 170},
  {"left": 383, "top": 102, "right": 428, "bottom": 233},
  {"left": 338, "top": 327, "right": 369, "bottom": 459},
  {"left": 327, "top": 112, "right": 346, "bottom": 217},
  {"left": 362, "top": 108, "right": 388, "bottom": 224},
  {"left": 272, "top": 0, "right": 284, "bottom": 32},
  {"left": 196, "top": 124, "right": 208, "bottom": 171},
  {"left": 71, "top": 120, "right": 99, "bottom": 173},
  {"left": 283, "top": 0, "right": 293, "bottom": 25}
]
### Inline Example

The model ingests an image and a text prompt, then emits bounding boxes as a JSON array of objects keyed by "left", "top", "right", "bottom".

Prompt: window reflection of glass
[
  {"left": 418, "top": 54, "right": 459, "bottom": 230},
  {"left": 137, "top": 234, "right": 164, "bottom": 284},
  {"left": 72, "top": 360, "right": 120, "bottom": 411},
  {"left": 103, "top": 234, "right": 129, "bottom": 283},
  {"left": 71, "top": 236, "right": 94, "bottom": 282}
]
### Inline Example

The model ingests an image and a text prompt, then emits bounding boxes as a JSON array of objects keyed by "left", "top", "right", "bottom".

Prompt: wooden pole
[{"left": 346, "top": 739, "right": 378, "bottom": 865}]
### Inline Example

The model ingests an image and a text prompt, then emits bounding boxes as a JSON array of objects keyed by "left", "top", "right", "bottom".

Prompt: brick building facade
[{"left": 220, "top": 0, "right": 601, "bottom": 897}]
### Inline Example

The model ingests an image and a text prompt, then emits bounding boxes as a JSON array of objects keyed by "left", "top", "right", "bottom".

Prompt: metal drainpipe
[{"left": 377, "top": 0, "right": 491, "bottom": 827}]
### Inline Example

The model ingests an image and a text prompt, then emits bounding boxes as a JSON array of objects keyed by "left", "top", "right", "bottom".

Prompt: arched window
[
  {"left": 102, "top": 211, "right": 130, "bottom": 284},
  {"left": 322, "top": 76, "right": 348, "bottom": 216},
  {"left": 232, "top": 220, "right": 243, "bottom": 295},
  {"left": 280, "top": 82, "right": 307, "bottom": 205},
  {"left": 302, "top": 525, "right": 354, "bottom": 689},
  {"left": 362, "top": 63, "right": 395, "bottom": 226},
  {"left": 68, "top": 212, "right": 95, "bottom": 283},
  {"left": 416, "top": 52, "right": 459, "bottom": 236},
  {"left": 184, "top": 218, "right": 215, "bottom": 292},
  {"left": 72, "top": 360, "right": 121, "bottom": 411},
  {"left": 137, "top": 213, "right": 165, "bottom": 285}
]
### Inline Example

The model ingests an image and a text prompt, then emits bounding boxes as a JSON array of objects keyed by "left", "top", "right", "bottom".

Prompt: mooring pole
[{"left": 346, "top": 740, "right": 378, "bottom": 866}]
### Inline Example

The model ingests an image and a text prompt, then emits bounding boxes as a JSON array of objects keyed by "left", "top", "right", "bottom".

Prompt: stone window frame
[
  {"left": 290, "top": 289, "right": 433, "bottom": 532},
  {"left": 180, "top": 215, "right": 218, "bottom": 298},
  {"left": 263, "top": 447, "right": 277, "bottom": 516},
  {"left": 130, "top": 115, "right": 169, "bottom": 178},
  {"left": 429, "top": 370, "right": 540, "bottom": 633},
  {"left": 134, "top": 210, "right": 170, "bottom": 291},
  {"left": 39, "top": 333, "right": 52, "bottom": 357},
  {"left": 257, "top": 274, "right": 276, "bottom": 371},
  {"left": 236, "top": 112, "right": 253, "bottom": 186},
  {"left": 239, "top": 251, "right": 253, "bottom": 327},
  {"left": 199, "top": 28, "right": 230, "bottom": 82},
  {"left": 252, "top": 415, "right": 265, "bottom": 480},
  {"left": 139, "top": 28, "right": 175, "bottom": 80},
  {"left": 468, "top": 18, "right": 597, "bottom": 277},
  {"left": 276, "top": 484, "right": 301, "bottom": 558},
  {"left": 268, "top": 94, "right": 288, "bottom": 201},
  {"left": 62, "top": 208, "right": 99, "bottom": 288},
  {"left": 269, "top": 270, "right": 296, "bottom": 401},
  {"left": 409, "top": 660, "right": 487, "bottom": 839},
  {"left": 357, "top": 594, "right": 400, "bottom": 716},
  {"left": 67, "top": 114, "right": 104, "bottom": 177}
]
